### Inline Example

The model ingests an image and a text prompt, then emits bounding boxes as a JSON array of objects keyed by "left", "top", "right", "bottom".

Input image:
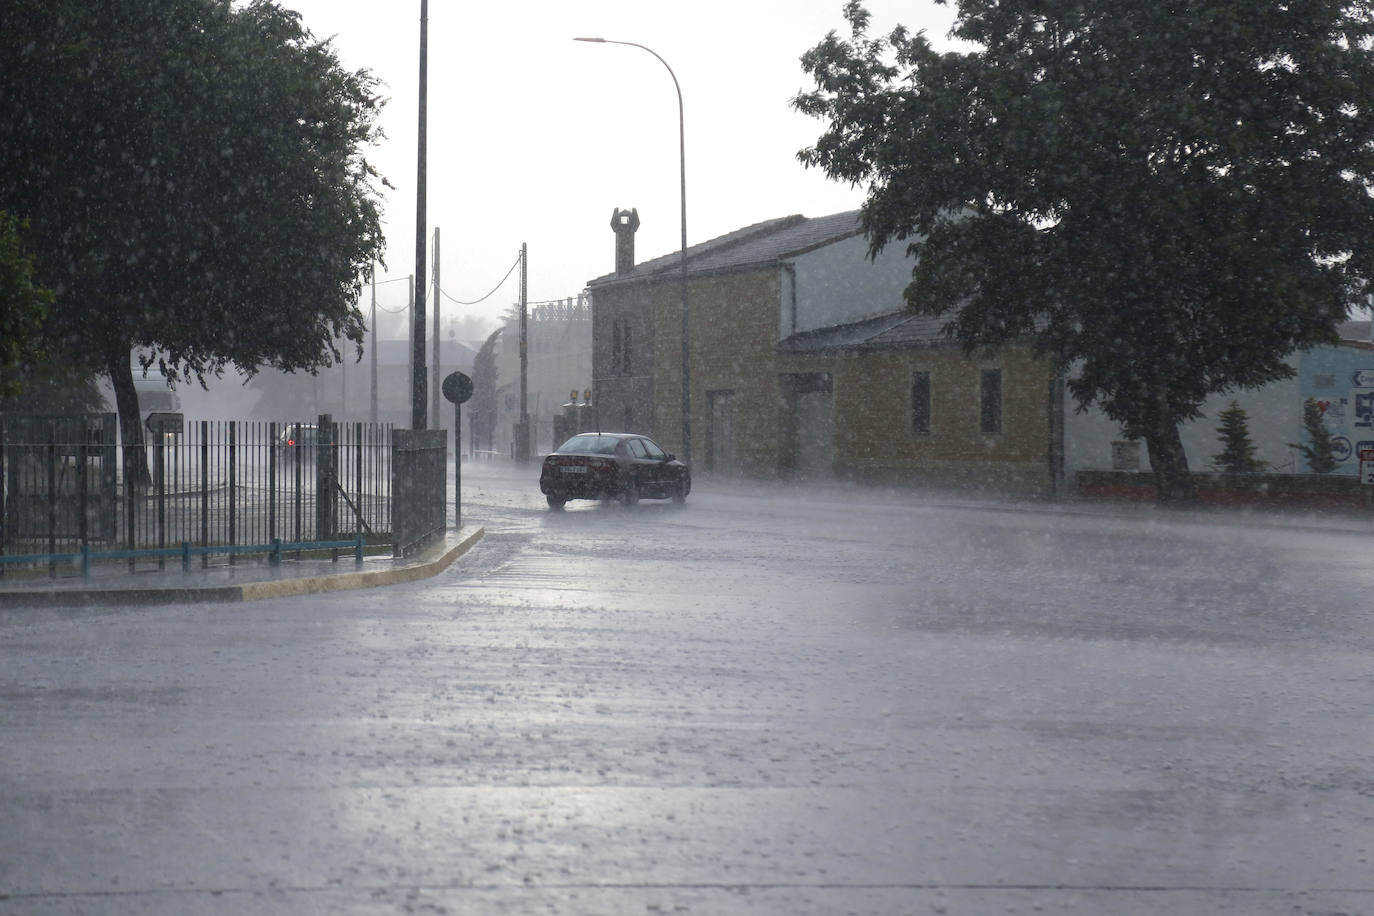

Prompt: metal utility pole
[
  {"left": 431, "top": 226, "right": 441, "bottom": 430},
  {"left": 410, "top": 0, "right": 429, "bottom": 430},
  {"left": 369, "top": 266, "right": 378, "bottom": 424},
  {"left": 517, "top": 242, "right": 530, "bottom": 463},
  {"left": 574, "top": 37, "right": 690, "bottom": 464},
  {"left": 406, "top": 275, "right": 414, "bottom": 414}
]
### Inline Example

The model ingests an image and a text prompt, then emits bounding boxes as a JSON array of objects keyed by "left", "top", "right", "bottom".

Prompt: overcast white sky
[{"left": 277, "top": 0, "right": 959, "bottom": 340}]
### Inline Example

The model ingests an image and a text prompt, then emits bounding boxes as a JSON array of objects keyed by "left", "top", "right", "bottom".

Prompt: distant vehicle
[
  {"left": 131, "top": 362, "right": 180, "bottom": 430},
  {"left": 539, "top": 432, "right": 690, "bottom": 510},
  {"left": 276, "top": 423, "right": 318, "bottom": 461}
]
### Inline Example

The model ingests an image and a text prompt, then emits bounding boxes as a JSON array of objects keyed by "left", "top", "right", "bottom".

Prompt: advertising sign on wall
[{"left": 1300, "top": 350, "right": 1374, "bottom": 473}]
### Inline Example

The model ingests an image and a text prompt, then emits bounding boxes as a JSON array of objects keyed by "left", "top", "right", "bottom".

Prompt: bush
[{"left": 1290, "top": 397, "right": 1339, "bottom": 474}]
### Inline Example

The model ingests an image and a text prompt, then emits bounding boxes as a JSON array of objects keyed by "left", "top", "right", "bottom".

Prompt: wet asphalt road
[{"left": 2, "top": 462, "right": 1372, "bottom": 915}]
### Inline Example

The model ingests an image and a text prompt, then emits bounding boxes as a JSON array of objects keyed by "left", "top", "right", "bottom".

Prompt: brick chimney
[{"left": 610, "top": 208, "right": 639, "bottom": 275}]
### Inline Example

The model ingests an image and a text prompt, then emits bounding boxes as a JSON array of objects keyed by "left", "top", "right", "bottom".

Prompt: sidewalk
[{"left": 0, "top": 525, "right": 483, "bottom": 609}]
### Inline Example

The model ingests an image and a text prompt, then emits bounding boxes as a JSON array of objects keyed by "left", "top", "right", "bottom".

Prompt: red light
[{"left": 287, "top": 439, "right": 296, "bottom": 446}]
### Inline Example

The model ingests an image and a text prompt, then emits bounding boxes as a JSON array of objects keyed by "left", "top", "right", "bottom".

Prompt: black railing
[
  {"left": 1, "top": 414, "right": 118, "bottom": 575},
  {"left": 1, "top": 414, "right": 395, "bottom": 576}
]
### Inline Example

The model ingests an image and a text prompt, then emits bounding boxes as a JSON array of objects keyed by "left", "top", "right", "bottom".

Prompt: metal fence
[
  {"left": 1, "top": 414, "right": 395, "bottom": 574},
  {"left": 1, "top": 415, "right": 119, "bottom": 557}
]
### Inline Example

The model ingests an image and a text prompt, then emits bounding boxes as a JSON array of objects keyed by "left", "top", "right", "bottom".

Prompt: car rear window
[{"left": 558, "top": 435, "right": 619, "bottom": 455}]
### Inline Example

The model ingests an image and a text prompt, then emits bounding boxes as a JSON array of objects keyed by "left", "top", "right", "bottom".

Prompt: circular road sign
[{"left": 442, "top": 371, "right": 474, "bottom": 404}]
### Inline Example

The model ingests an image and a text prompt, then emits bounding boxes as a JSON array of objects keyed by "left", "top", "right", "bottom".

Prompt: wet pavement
[{"left": 2, "top": 462, "right": 1372, "bottom": 915}]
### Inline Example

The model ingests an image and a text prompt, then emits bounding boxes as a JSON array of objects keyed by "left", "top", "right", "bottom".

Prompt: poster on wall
[{"left": 1299, "top": 361, "right": 1374, "bottom": 473}]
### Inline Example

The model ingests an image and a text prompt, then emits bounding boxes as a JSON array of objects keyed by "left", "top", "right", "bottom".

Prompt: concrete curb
[{"left": 0, "top": 526, "right": 484, "bottom": 609}]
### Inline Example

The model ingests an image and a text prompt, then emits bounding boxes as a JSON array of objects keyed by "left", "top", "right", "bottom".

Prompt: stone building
[{"left": 586, "top": 209, "right": 1059, "bottom": 495}]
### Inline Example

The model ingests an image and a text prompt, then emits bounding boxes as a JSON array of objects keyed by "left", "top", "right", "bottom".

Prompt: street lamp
[{"left": 574, "top": 37, "right": 691, "bottom": 466}]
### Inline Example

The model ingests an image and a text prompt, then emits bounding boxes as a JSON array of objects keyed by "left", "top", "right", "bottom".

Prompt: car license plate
[{"left": 560, "top": 466, "right": 587, "bottom": 474}]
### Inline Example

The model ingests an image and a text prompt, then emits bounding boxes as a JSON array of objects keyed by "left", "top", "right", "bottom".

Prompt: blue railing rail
[{"left": 0, "top": 535, "right": 367, "bottom": 578}]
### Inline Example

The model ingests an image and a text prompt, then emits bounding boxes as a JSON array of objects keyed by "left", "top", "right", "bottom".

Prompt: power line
[
  {"left": 366, "top": 275, "right": 414, "bottom": 314},
  {"left": 440, "top": 254, "right": 522, "bottom": 306},
  {"left": 369, "top": 251, "right": 523, "bottom": 313}
]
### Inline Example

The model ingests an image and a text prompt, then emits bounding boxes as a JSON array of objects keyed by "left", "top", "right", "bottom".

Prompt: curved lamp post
[{"left": 574, "top": 37, "right": 691, "bottom": 466}]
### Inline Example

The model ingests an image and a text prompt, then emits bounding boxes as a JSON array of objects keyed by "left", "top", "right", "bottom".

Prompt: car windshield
[{"left": 557, "top": 435, "right": 619, "bottom": 455}]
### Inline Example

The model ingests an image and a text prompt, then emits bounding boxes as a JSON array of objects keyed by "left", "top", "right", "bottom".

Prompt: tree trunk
[
  {"left": 106, "top": 350, "right": 150, "bottom": 490},
  {"left": 1144, "top": 414, "right": 1197, "bottom": 505}
]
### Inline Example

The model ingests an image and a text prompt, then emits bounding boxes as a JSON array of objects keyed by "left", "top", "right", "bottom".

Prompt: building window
[
  {"left": 610, "top": 317, "right": 632, "bottom": 377},
  {"left": 980, "top": 368, "right": 1002, "bottom": 434},
  {"left": 911, "top": 371, "right": 931, "bottom": 435},
  {"left": 610, "top": 320, "right": 622, "bottom": 376}
]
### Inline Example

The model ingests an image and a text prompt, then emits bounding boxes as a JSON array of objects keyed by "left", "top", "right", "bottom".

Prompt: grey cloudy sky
[{"left": 279, "top": 1, "right": 958, "bottom": 338}]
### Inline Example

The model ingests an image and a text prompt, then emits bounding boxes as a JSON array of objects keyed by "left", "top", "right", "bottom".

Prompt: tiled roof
[
  {"left": 587, "top": 210, "right": 864, "bottom": 287},
  {"left": 776, "top": 310, "right": 956, "bottom": 355},
  {"left": 785, "top": 311, "right": 1374, "bottom": 357}
]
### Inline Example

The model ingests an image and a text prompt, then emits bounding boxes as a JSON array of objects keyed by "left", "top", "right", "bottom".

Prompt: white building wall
[
  {"left": 783, "top": 235, "right": 915, "bottom": 336},
  {"left": 1062, "top": 355, "right": 1307, "bottom": 479}
]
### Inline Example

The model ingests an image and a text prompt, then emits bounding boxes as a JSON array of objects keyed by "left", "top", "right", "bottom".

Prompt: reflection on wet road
[{"left": 2, "top": 463, "right": 1372, "bottom": 914}]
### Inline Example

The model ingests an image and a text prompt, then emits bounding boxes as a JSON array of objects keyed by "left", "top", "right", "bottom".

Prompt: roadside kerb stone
[{"left": 0, "top": 526, "right": 483, "bottom": 609}]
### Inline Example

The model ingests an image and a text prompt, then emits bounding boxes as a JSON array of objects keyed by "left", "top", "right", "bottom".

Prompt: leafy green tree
[
  {"left": 1211, "top": 401, "right": 1265, "bottom": 474},
  {"left": 0, "top": 0, "right": 387, "bottom": 481},
  {"left": 1291, "top": 397, "right": 1340, "bottom": 474},
  {"left": 795, "top": 0, "right": 1374, "bottom": 503},
  {"left": 0, "top": 365, "right": 108, "bottom": 417},
  {"left": 470, "top": 328, "right": 502, "bottom": 453},
  {"left": 0, "top": 211, "right": 52, "bottom": 398}
]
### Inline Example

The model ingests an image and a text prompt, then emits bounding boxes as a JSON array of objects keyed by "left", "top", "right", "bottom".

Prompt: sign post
[{"left": 442, "top": 371, "right": 474, "bottom": 527}]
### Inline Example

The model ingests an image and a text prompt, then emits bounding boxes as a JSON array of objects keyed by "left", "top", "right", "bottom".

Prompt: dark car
[{"left": 540, "top": 432, "right": 690, "bottom": 509}]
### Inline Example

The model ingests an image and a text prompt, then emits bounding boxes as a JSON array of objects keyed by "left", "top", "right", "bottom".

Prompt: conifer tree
[
  {"left": 470, "top": 328, "right": 502, "bottom": 453},
  {"left": 1212, "top": 401, "right": 1265, "bottom": 473},
  {"left": 1291, "top": 398, "right": 1339, "bottom": 474}
]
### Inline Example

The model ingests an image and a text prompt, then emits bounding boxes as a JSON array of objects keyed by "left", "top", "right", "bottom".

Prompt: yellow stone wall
[
  {"left": 653, "top": 270, "right": 783, "bottom": 474},
  {"left": 808, "top": 346, "right": 1056, "bottom": 493},
  {"left": 647, "top": 266, "right": 1056, "bottom": 493}
]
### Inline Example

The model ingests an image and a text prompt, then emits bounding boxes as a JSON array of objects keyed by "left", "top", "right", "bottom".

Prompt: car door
[
  {"left": 637, "top": 437, "right": 670, "bottom": 494},
  {"left": 625, "top": 437, "right": 651, "bottom": 492}
]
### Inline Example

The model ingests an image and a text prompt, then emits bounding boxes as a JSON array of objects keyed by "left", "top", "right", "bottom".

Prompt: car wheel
[
  {"left": 546, "top": 495, "right": 566, "bottom": 510},
  {"left": 619, "top": 480, "right": 639, "bottom": 506},
  {"left": 672, "top": 481, "right": 687, "bottom": 505}
]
